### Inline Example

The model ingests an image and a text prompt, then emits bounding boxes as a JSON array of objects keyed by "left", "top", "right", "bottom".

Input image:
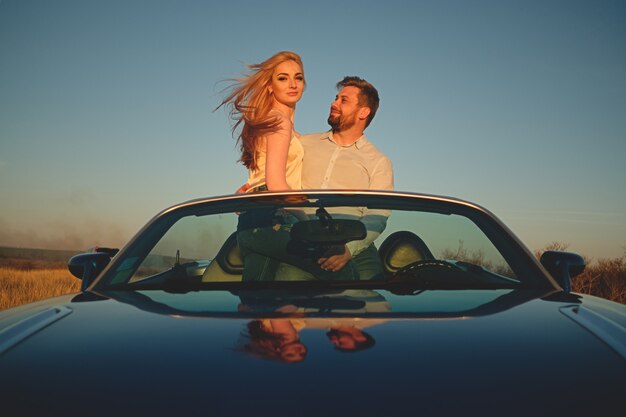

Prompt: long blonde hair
[{"left": 217, "top": 51, "right": 305, "bottom": 170}]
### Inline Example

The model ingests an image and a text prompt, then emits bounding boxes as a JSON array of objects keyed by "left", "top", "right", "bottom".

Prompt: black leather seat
[{"left": 378, "top": 231, "right": 434, "bottom": 278}]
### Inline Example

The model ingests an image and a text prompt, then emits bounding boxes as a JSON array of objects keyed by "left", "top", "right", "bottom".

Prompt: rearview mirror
[
  {"left": 290, "top": 219, "right": 366, "bottom": 244},
  {"left": 288, "top": 219, "right": 366, "bottom": 259}
]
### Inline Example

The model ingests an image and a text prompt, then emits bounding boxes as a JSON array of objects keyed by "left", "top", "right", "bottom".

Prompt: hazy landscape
[
  {"left": 1, "top": 245, "right": 624, "bottom": 310},
  {"left": 0, "top": 247, "right": 81, "bottom": 310}
]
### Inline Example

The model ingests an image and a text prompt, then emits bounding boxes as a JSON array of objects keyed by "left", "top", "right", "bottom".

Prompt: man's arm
[
  {"left": 369, "top": 156, "right": 394, "bottom": 192},
  {"left": 345, "top": 156, "right": 393, "bottom": 256},
  {"left": 320, "top": 156, "right": 394, "bottom": 271}
]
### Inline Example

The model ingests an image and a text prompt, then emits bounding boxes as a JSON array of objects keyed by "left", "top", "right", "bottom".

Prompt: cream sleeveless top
[{"left": 247, "top": 131, "right": 304, "bottom": 191}]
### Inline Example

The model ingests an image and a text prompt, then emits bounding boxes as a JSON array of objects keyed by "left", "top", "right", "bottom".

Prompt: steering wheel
[
  {"left": 396, "top": 259, "right": 462, "bottom": 275},
  {"left": 389, "top": 260, "right": 469, "bottom": 293}
]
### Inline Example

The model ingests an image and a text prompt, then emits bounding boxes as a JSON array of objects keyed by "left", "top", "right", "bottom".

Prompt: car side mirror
[
  {"left": 68, "top": 249, "right": 117, "bottom": 291},
  {"left": 540, "top": 251, "right": 585, "bottom": 293}
]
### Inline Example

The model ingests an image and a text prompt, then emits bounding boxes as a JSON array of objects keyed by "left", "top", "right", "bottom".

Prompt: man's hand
[
  {"left": 318, "top": 245, "right": 352, "bottom": 272},
  {"left": 235, "top": 183, "right": 250, "bottom": 194}
]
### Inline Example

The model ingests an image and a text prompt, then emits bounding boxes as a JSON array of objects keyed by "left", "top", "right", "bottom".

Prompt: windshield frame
[{"left": 90, "top": 191, "right": 557, "bottom": 291}]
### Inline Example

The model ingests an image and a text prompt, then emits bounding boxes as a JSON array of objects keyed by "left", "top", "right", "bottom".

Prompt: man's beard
[{"left": 327, "top": 112, "right": 356, "bottom": 132}]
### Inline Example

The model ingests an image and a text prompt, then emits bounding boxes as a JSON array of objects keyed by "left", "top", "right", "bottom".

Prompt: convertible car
[{"left": 1, "top": 191, "right": 624, "bottom": 416}]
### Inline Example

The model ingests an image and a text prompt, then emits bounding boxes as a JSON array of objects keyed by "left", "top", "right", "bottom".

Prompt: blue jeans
[
  {"left": 274, "top": 243, "right": 383, "bottom": 281},
  {"left": 352, "top": 244, "right": 384, "bottom": 280}
]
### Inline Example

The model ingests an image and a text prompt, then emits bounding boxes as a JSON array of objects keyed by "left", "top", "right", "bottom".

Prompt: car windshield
[{"left": 96, "top": 193, "right": 547, "bottom": 291}]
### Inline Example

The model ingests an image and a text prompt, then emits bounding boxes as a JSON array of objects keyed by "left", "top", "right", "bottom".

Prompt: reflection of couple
[
  {"left": 239, "top": 319, "right": 376, "bottom": 364},
  {"left": 217, "top": 51, "right": 393, "bottom": 281},
  {"left": 236, "top": 289, "right": 389, "bottom": 363}
]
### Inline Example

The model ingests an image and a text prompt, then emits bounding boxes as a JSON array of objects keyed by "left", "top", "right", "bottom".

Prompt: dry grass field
[
  {"left": 0, "top": 246, "right": 624, "bottom": 310},
  {"left": 0, "top": 247, "right": 81, "bottom": 310},
  {"left": 0, "top": 267, "right": 80, "bottom": 310}
]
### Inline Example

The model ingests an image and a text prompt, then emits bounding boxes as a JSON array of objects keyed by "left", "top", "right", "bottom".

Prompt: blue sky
[{"left": 0, "top": 0, "right": 625, "bottom": 259}]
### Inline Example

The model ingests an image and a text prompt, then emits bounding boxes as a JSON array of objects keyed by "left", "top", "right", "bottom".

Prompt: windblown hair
[
  {"left": 238, "top": 320, "right": 307, "bottom": 363},
  {"left": 327, "top": 329, "right": 376, "bottom": 353},
  {"left": 337, "top": 76, "right": 379, "bottom": 127},
  {"left": 216, "top": 51, "right": 305, "bottom": 170}
]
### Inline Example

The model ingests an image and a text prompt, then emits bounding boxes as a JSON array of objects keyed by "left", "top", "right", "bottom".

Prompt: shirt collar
[{"left": 321, "top": 131, "right": 368, "bottom": 150}]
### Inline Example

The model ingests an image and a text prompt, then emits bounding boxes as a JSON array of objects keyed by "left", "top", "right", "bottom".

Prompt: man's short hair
[
  {"left": 337, "top": 76, "right": 380, "bottom": 127},
  {"left": 327, "top": 329, "right": 376, "bottom": 352}
]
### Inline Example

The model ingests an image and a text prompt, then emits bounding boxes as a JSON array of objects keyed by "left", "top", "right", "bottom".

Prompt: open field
[
  {"left": 0, "top": 246, "right": 80, "bottom": 270},
  {"left": 0, "top": 247, "right": 82, "bottom": 310},
  {"left": 0, "top": 267, "right": 80, "bottom": 310},
  {"left": 1, "top": 246, "right": 624, "bottom": 310}
]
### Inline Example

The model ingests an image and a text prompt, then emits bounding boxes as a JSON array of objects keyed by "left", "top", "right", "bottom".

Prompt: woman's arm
[{"left": 265, "top": 115, "right": 293, "bottom": 191}]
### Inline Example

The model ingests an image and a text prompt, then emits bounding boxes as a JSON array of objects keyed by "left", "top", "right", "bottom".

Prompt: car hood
[{"left": 1, "top": 289, "right": 624, "bottom": 416}]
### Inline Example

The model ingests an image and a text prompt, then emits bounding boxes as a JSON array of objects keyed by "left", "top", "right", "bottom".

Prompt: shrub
[{"left": 535, "top": 243, "right": 626, "bottom": 304}]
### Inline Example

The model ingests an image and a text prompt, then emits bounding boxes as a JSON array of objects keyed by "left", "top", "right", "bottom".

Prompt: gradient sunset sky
[{"left": 1, "top": 0, "right": 625, "bottom": 259}]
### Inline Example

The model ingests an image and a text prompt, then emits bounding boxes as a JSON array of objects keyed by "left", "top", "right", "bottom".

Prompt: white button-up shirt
[{"left": 299, "top": 131, "right": 394, "bottom": 256}]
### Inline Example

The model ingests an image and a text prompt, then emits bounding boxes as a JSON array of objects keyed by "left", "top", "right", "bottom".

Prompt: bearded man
[{"left": 299, "top": 76, "right": 394, "bottom": 279}]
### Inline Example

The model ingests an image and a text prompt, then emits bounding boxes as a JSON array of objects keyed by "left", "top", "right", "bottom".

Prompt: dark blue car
[{"left": 1, "top": 191, "right": 624, "bottom": 416}]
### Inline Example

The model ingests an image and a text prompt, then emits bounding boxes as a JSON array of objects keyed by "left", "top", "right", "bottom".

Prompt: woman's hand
[{"left": 235, "top": 183, "right": 250, "bottom": 194}]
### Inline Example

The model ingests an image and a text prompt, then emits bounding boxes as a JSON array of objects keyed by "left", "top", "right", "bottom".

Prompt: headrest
[{"left": 378, "top": 231, "right": 434, "bottom": 275}]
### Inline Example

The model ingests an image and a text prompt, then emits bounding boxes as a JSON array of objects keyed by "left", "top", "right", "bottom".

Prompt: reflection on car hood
[
  {"left": 104, "top": 287, "right": 543, "bottom": 318},
  {"left": 0, "top": 289, "right": 625, "bottom": 416}
]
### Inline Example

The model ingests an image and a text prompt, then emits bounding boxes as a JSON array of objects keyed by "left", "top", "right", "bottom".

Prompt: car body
[{"left": 1, "top": 190, "right": 624, "bottom": 416}]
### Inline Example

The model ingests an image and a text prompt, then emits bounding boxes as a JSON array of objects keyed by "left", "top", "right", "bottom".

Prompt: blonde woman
[
  {"left": 218, "top": 51, "right": 357, "bottom": 281},
  {"left": 217, "top": 50, "right": 305, "bottom": 193}
]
